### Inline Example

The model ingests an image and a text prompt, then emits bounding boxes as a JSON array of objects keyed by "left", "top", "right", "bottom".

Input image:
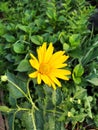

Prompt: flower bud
[
  {"left": 1, "top": 75, "right": 8, "bottom": 82},
  {"left": 69, "top": 97, "right": 73, "bottom": 102},
  {"left": 68, "top": 112, "right": 71, "bottom": 117},
  {"left": 78, "top": 99, "right": 81, "bottom": 104}
]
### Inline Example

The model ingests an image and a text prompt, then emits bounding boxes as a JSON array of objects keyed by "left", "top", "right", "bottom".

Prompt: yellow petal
[
  {"left": 37, "top": 47, "right": 42, "bottom": 63},
  {"left": 30, "top": 53, "right": 37, "bottom": 60},
  {"left": 41, "top": 74, "right": 51, "bottom": 86},
  {"left": 51, "top": 69, "right": 71, "bottom": 80},
  {"left": 44, "top": 43, "right": 54, "bottom": 63},
  {"left": 50, "top": 55, "right": 69, "bottom": 67},
  {"left": 54, "top": 55, "right": 69, "bottom": 63},
  {"left": 53, "top": 63, "right": 67, "bottom": 69},
  {"left": 29, "top": 59, "right": 39, "bottom": 70},
  {"left": 49, "top": 51, "right": 68, "bottom": 65},
  {"left": 29, "top": 71, "right": 38, "bottom": 78},
  {"left": 50, "top": 76, "right": 61, "bottom": 87},
  {"left": 42, "top": 75, "right": 57, "bottom": 89},
  {"left": 37, "top": 73, "right": 41, "bottom": 84},
  {"left": 51, "top": 82, "right": 56, "bottom": 90},
  {"left": 37, "top": 42, "right": 47, "bottom": 63},
  {"left": 50, "top": 51, "right": 65, "bottom": 62}
]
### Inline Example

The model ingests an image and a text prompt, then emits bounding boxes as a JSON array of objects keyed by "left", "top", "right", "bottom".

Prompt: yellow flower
[{"left": 29, "top": 42, "right": 71, "bottom": 90}]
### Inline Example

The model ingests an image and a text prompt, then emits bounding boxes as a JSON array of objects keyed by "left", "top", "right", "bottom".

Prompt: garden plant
[{"left": 0, "top": 0, "right": 98, "bottom": 130}]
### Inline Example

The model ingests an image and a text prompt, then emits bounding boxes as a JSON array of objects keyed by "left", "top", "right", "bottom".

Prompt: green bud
[
  {"left": 1, "top": 75, "right": 8, "bottom": 82},
  {"left": 69, "top": 97, "right": 73, "bottom": 102},
  {"left": 78, "top": 99, "right": 81, "bottom": 104},
  {"left": 68, "top": 112, "right": 71, "bottom": 117}
]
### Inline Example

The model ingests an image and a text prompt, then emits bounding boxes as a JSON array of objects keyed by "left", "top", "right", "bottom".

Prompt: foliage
[{"left": 0, "top": 0, "right": 98, "bottom": 129}]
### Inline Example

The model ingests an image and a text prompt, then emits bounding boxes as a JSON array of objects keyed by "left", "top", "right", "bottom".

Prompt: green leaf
[
  {"left": 9, "top": 95, "right": 17, "bottom": 107},
  {"left": 0, "top": 44, "right": 4, "bottom": 54},
  {"left": 3, "top": 34, "right": 15, "bottom": 42},
  {"left": 22, "top": 112, "right": 34, "bottom": 130},
  {"left": 63, "top": 43, "right": 70, "bottom": 52},
  {"left": 73, "top": 87, "right": 86, "bottom": 99},
  {"left": 59, "top": 32, "right": 67, "bottom": 44},
  {"left": 73, "top": 64, "right": 84, "bottom": 77},
  {"left": 72, "top": 64, "right": 84, "bottom": 84},
  {"left": 58, "top": 112, "right": 67, "bottom": 121},
  {"left": 7, "top": 71, "right": 27, "bottom": 99},
  {"left": 48, "top": 113, "right": 55, "bottom": 130},
  {"left": 72, "top": 74, "right": 81, "bottom": 84},
  {"left": 72, "top": 114, "right": 87, "bottom": 122},
  {"left": 55, "top": 122, "right": 65, "bottom": 130},
  {"left": 52, "top": 89, "right": 62, "bottom": 106},
  {"left": 46, "top": 3, "right": 57, "bottom": 21},
  {"left": 0, "top": 22, "right": 6, "bottom": 36},
  {"left": 69, "top": 48, "right": 82, "bottom": 58},
  {"left": 0, "top": 106, "right": 11, "bottom": 113},
  {"left": 17, "top": 59, "right": 31, "bottom": 72},
  {"left": 58, "top": 15, "right": 66, "bottom": 22},
  {"left": 35, "top": 110, "right": 44, "bottom": 130},
  {"left": 8, "top": 82, "right": 24, "bottom": 99},
  {"left": 0, "top": 2, "right": 9, "bottom": 12},
  {"left": 5, "top": 53, "right": 14, "bottom": 62},
  {"left": 46, "top": 8, "right": 57, "bottom": 20},
  {"left": 87, "top": 78, "right": 98, "bottom": 86},
  {"left": 69, "top": 34, "right": 81, "bottom": 48},
  {"left": 30, "top": 35, "right": 43, "bottom": 45},
  {"left": 84, "top": 96, "right": 93, "bottom": 118},
  {"left": 94, "top": 115, "right": 98, "bottom": 127},
  {"left": 16, "top": 24, "right": 28, "bottom": 32},
  {"left": 13, "top": 42, "right": 25, "bottom": 54}
]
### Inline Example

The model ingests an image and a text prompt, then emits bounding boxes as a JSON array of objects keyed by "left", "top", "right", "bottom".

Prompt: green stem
[
  {"left": 12, "top": 110, "right": 18, "bottom": 130},
  {"left": 27, "top": 79, "right": 38, "bottom": 110},
  {"left": 12, "top": 106, "right": 30, "bottom": 130},
  {"left": 81, "top": 41, "right": 98, "bottom": 65},
  {"left": 8, "top": 79, "right": 38, "bottom": 110},
  {"left": 27, "top": 79, "right": 33, "bottom": 103},
  {"left": 31, "top": 107, "right": 37, "bottom": 130}
]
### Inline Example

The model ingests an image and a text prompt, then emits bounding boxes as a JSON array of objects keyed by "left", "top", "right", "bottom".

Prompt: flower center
[{"left": 39, "top": 63, "right": 50, "bottom": 74}]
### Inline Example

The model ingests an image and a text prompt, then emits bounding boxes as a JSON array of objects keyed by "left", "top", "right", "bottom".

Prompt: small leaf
[
  {"left": 73, "top": 64, "right": 84, "bottom": 77},
  {"left": 16, "top": 24, "right": 28, "bottom": 32},
  {"left": 87, "top": 78, "right": 98, "bottom": 86},
  {"left": 72, "top": 114, "right": 87, "bottom": 122},
  {"left": 46, "top": 8, "right": 57, "bottom": 20},
  {"left": 58, "top": 15, "right": 66, "bottom": 22},
  {"left": 30, "top": 35, "right": 43, "bottom": 45},
  {"left": 63, "top": 43, "right": 70, "bottom": 52},
  {"left": 58, "top": 112, "right": 67, "bottom": 121},
  {"left": 13, "top": 42, "right": 25, "bottom": 54},
  {"left": 59, "top": 32, "right": 67, "bottom": 44},
  {"left": 73, "top": 87, "right": 86, "bottom": 99},
  {"left": 0, "top": 106, "right": 11, "bottom": 113},
  {"left": 72, "top": 64, "right": 84, "bottom": 84},
  {"left": 3, "top": 34, "right": 15, "bottom": 42},
  {"left": 84, "top": 96, "right": 93, "bottom": 118},
  {"left": 46, "top": 3, "right": 57, "bottom": 21},
  {"left": 72, "top": 73, "right": 81, "bottom": 84},
  {"left": 17, "top": 59, "right": 31, "bottom": 72},
  {"left": 69, "top": 34, "right": 81, "bottom": 48}
]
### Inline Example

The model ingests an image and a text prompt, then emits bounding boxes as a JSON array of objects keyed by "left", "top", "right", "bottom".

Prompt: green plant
[{"left": 0, "top": 0, "right": 98, "bottom": 130}]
